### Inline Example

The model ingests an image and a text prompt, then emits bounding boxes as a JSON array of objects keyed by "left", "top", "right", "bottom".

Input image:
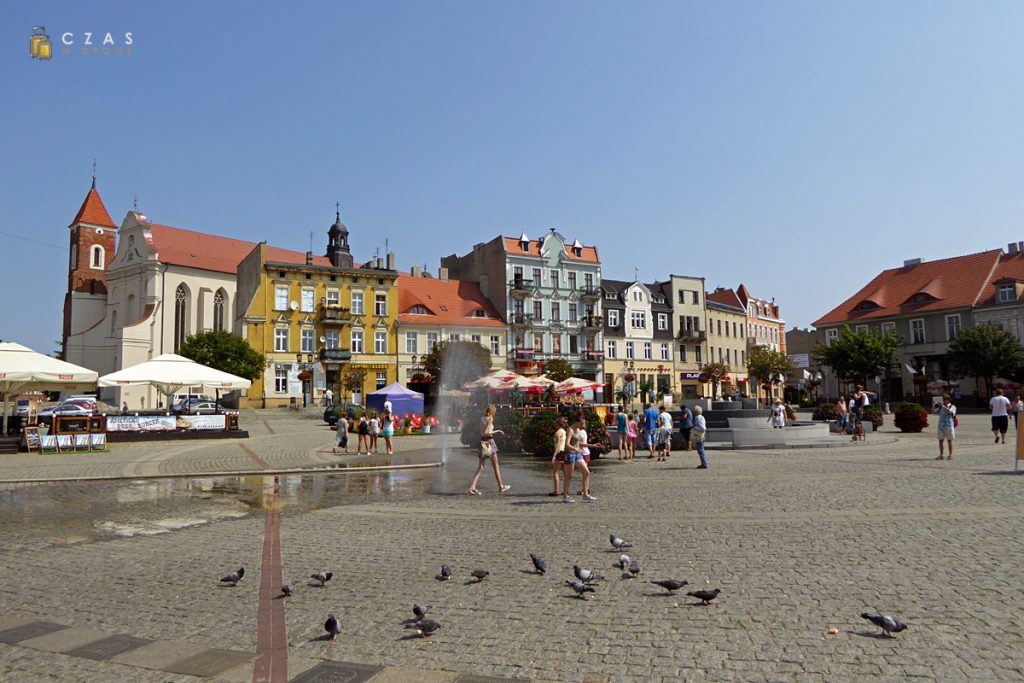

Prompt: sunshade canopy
[
  {"left": 365, "top": 382, "right": 424, "bottom": 415},
  {"left": 98, "top": 353, "right": 251, "bottom": 396},
  {"left": 0, "top": 342, "right": 98, "bottom": 394}
]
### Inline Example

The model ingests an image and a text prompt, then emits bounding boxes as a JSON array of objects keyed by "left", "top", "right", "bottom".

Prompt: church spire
[{"left": 70, "top": 175, "right": 116, "bottom": 229}]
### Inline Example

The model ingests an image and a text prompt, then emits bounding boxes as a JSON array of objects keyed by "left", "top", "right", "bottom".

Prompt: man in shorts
[
  {"left": 678, "top": 403, "right": 693, "bottom": 451},
  {"left": 935, "top": 395, "right": 956, "bottom": 460},
  {"left": 642, "top": 403, "right": 660, "bottom": 458},
  {"left": 990, "top": 388, "right": 1012, "bottom": 444},
  {"left": 615, "top": 406, "right": 628, "bottom": 459}
]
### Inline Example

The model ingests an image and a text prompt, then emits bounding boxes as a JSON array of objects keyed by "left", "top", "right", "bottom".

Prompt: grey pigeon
[
  {"left": 530, "top": 554, "right": 547, "bottom": 575},
  {"left": 686, "top": 588, "right": 721, "bottom": 605},
  {"left": 861, "top": 612, "right": 908, "bottom": 637},
  {"left": 311, "top": 571, "right": 333, "bottom": 587},
  {"left": 565, "top": 580, "right": 596, "bottom": 600},
  {"left": 574, "top": 565, "right": 603, "bottom": 583},
  {"left": 220, "top": 566, "right": 244, "bottom": 586},
  {"left": 651, "top": 579, "right": 688, "bottom": 594},
  {"left": 440, "top": 565, "right": 452, "bottom": 581},
  {"left": 615, "top": 554, "right": 631, "bottom": 570},
  {"left": 413, "top": 604, "right": 429, "bottom": 621},
  {"left": 609, "top": 534, "right": 633, "bottom": 549},
  {"left": 324, "top": 614, "right": 341, "bottom": 641},
  {"left": 405, "top": 618, "right": 441, "bottom": 637},
  {"left": 281, "top": 583, "right": 294, "bottom": 598},
  {"left": 628, "top": 560, "right": 641, "bottom": 577},
  {"left": 470, "top": 569, "right": 489, "bottom": 582}
]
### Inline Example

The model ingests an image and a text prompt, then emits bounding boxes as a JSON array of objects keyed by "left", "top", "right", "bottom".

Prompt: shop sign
[
  {"left": 175, "top": 415, "right": 226, "bottom": 430},
  {"left": 680, "top": 372, "right": 702, "bottom": 380},
  {"left": 107, "top": 415, "right": 176, "bottom": 432}
]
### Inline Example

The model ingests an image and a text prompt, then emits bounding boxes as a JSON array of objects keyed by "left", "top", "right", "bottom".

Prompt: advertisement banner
[
  {"left": 175, "top": 415, "right": 226, "bottom": 431},
  {"left": 106, "top": 415, "right": 176, "bottom": 432}
]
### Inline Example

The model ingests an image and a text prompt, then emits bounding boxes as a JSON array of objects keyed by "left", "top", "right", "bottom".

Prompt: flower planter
[{"left": 422, "top": 424, "right": 431, "bottom": 434}]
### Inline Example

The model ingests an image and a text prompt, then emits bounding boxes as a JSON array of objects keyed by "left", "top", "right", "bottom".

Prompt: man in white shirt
[
  {"left": 324, "top": 388, "right": 334, "bottom": 407},
  {"left": 990, "top": 388, "right": 1012, "bottom": 444},
  {"left": 384, "top": 399, "right": 393, "bottom": 414}
]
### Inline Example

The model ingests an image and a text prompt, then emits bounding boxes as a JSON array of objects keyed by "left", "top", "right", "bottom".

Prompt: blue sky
[{"left": 2, "top": 1, "right": 1023, "bottom": 354}]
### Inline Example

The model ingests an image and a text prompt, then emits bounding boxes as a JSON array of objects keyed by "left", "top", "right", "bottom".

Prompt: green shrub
[
  {"left": 522, "top": 410, "right": 561, "bottom": 458},
  {"left": 812, "top": 403, "right": 838, "bottom": 421},
  {"left": 579, "top": 408, "right": 612, "bottom": 457},
  {"left": 862, "top": 405, "right": 883, "bottom": 429},
  {"left": 894, "top": 403, "right": 929, "bottom": 432},
  {"left": 460, "top": 408, "right": 526, "bottom": 453}
]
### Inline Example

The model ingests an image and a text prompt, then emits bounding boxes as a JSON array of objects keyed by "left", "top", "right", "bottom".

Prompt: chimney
[
  {"left": 386, "top": 252, "right": 395, "bottom": 270},
  {"left": 439, "top": 267, "right": 449, "bottom": 281},
  {"left": 305, "top": 251, "right": 313, "bottom": 265},
  {"left": 411, "top": 265, "right": 422, "bottom": 278},
  {"left": 903, "top": 258, "right": 922, "bottom": 268},
  {"left": 376, "top": 257, "right": 384, "bottom": 269}
]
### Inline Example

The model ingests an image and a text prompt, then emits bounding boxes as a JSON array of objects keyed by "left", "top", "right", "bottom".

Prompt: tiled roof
[
  {"left": 69, "top": 187, "right": 116, "bottom": 228},
  {"left": 978, "top": 251, "right": 1024, "bottom": 306},
  {"left": 502, "top": 237, "right": 599, "bottom": 263},
  {"left": 814, "top": 250, "right": 1002, "bottom": 326},
  {"left": 397, "top": 275, "right": 504, "bottom": 326},
  {"left": 707, "top": 288, "right": 744, "bottom": 311},
  {"left": 147, "top": 223, "right": 331, "bottom": 274}
]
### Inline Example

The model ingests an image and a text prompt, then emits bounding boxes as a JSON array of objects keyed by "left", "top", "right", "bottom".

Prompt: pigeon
[
  {"left": 609, "top": 534, "right": 633, "bottom": 549},
  {"left": 530, "top": 554, "right": 547, "bottom": 575},
  {"left": 628, "top": 560, "right": 641, "bottom": 578},
  {"left": 413, "top": 604, "right": 429, "bottom": 622},
  {"left": 574, "top": 565, "right": 603, "bottom": 584},
  {"left": 406, "top": 618, "right": 441, "bottom": 637},
  {"left": 615, "top": 554, "right": 631, "bottom": 570},
  {"left": 440, "top": 565, "right": 452, "bottom": 581},
  {"left": 861, "top": 612, "right": 908, "bottom": 637},
  {"left": 470, "top": 569, "right": 489, "bottom": 582},
  {"left": 311, "top": 571, "right": 333, "bottom": 587},
  {"left": 324, "top": 614, "right": 341, "bottom": 641},
  {"left": 281, "top": 583, "right": 294, "bottom": 598},
  {"left": 650, "top": 579, "right": 688, "bottom": 594},
  {"left": 565, "top": 580, "right": 596, "bottom": 600},
  {"left": 686, "top": 588, "right": 721, "bottom": 605},
  {"left": 220, "top": 567, "right": 244, "bottom": 586}
]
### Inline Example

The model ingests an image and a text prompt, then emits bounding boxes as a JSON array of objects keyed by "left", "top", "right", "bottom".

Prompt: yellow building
[
  {"left": 235, "top": 212, "right": 398, "bottom": 408},
  {"left": 705, "top": 287, "right": 750, "bottom": 398}
]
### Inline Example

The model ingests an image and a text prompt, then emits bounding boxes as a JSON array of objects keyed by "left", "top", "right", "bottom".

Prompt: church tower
[
  {"left": 326, "top": 205, "right": 353, "bottom": 269},
  {"left": 62, "top": 176, "right": 117, "bottom": 356}
]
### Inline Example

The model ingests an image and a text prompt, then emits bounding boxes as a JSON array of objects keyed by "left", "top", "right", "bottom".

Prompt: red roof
[
  {"left": 978, "top": 251, "right": 1024, "bottom": 306},
  {"left": 397, "top": 275, "right": 504, "bottom": 326},
  {"left": 501, "top": 237, "right": 599, "bottom": 263},
  {"left": 148, "top": 223, "right": 331, "bottom": 274},
  {"left": 69, "top": 186, "right": 116, "bottom": 228},
  {"left": 707, "top": 288, "right": 744, "bottom": 311},
  {"left": 814, "top": 250, "right": 1002, "bottom": 326}
]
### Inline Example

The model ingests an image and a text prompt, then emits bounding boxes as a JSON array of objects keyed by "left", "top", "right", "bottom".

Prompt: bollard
[{"left": 883, "top": 402, "right": 890, "bottom": 414}]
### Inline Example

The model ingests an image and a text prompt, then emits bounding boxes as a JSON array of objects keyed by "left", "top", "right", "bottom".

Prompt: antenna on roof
[
  {"left": 634, "top": 266, "right": 639, "bottom": 282},
  {"left": 132, "top": 194, "right": 138, "bottom": 211},
  {"left": 91, "top": 159, "right": 97, "bottom": 189},
  {"left": 335, "top": 201, "right": 340, "bottom": 221},
  {"left": 309, "top": 231, "right": 313, "bottom": 253}
]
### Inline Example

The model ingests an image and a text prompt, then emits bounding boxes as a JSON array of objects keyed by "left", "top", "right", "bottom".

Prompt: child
[
  {"left": 768, "top": 399, "right": 786, "bottom": 429},
  {"left": 333, "top": 414, "right": 349, "bottom": 454},
  {"left": 853, "top": 423, "right": 866, "bottom": 441},
  {"left": 368, "top": 411, "right": 380, "bottom": 453},
  {"left": 626, "top": 413, "right": 638, "bottom": 459}
]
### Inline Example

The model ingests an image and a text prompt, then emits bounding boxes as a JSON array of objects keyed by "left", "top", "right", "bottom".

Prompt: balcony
[
  {"left": 581, "top": 315, "right": 603, "bottom": 330},
  {"left": 318, "top": 348, "right": 352, "bottom": 362},
  {"left": 582, "top": 349, "right": 605, "bottom": 363},
  {"left": 677, "top": 329, "right": 706, "bottom": 342},
  {"left": 319, "top": 305, "right": 352, "bottom": 325},
  {"left": 508, "top": 278, "right": 534, "bottom": 297},
  {"left": 513, "top": 347, "right": 537, "bottom": 360},
  {"left": 510, "top": 313, "right": 534, "bottom": 328},
  {"left": 580, "top": 287, "right": 601, "bottom": 302}
]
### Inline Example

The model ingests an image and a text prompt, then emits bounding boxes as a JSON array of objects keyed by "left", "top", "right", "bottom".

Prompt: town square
[{"left": 3, "top": 2, "right": 1024, "bottom": 681}]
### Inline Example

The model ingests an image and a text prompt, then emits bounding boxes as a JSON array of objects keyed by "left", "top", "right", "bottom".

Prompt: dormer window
[
  {"left": 472, "top": 309, "right": 487, "bottom": 318},
  {"left": 408, "top": 305, "right": 429, "bottom": 314},
  {"left": 999, "top": 284, "right": 1016, "bottom": 303},
  {"left": 572, "top": 246, "right": 582, "bottom": 257},
  {"left": 855, "top": 300, "right": 880, "bottom": 311}
]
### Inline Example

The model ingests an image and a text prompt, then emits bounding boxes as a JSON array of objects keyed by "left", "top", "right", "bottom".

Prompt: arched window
[
  {"left": 213, "top": 289, "right": 226, "bottom": 332},
  {"left": 174, "top": 284, "right": 189, "bottom": 351},
  {"left": 70, "top": 244, "right": 78, "bottom": 270},
  {"left": 126, "top": 293, "right": 136, "bottom": 322},
  {"left": 91, "top": 245, "right": 105, "bottom": 270},
  {"left": 110, "top": 309, "right": 117, "bottom": 336}
]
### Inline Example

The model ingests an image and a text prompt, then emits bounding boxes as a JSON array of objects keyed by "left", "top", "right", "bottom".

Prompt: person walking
[
  {"left": 356, "top": 414, "right": 370, "bottom": 454},
  {"left": 324, "top": 388, "right": 334, "bottom": 407},
  {"left": 935, "top": 395, "right": 956, "bottom": 460},
  {"left": 990, "top": 388, "right": 1012, "bottom": 444},
  {"left": 1014, "top": 395, "right": 1023, "bottom": 432},
  {"left": 836, "top": 395, "right": 849, "bottom": 435},
  {"left": 368, "top": 411, "right": 380, "bottom": 453},
  {"left": 550, "top": 416, "right": 569, "bottom": 498},
  {"left": 380, "top": 410, "right": 395, "bottom": 455},
  {"left": 615, "top": 406, "right": 628, "bottom": 460},
  {"left": 678, "top": 404, "right": 693, "bottom": 451},
  {"left": 564, "top": 415, "right": 596, "bottom": 502},
  {"left": 656, "top": 405, "right": 673, "bottom": 461},
  {"left": 853, "top": 385, "right": 876, "bottom": 424},
  {"left": 768, "top": 399, "right": 786, "bottom": 429},
  {"left": 642, "top": 403, "right": 660, "bottom": 458},
  {"left": 692, "top": 405, "right": 708, "bottom": 469},
  {"left": 469, "top": 405, "right": 510, "bottom": 495},
  {"left": 333, "top": 414, "right": 349, "bottom": 454},
  {"left": 626, "top": 412, "right": 639, "bottom": 460}
]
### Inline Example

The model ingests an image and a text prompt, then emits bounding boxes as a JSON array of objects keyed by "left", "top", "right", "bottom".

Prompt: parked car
[
  {"left": 172, "top": 393, "right": 215, "bottom": 408},
  {"left": 323, "top": 404, "right": 362, "bottom": 426},
  {"left": 174, "top": 401, "right": 219, "bottom": 415},
  {"left": 36, "top": 401, "right": 94, "bottom": 425}
]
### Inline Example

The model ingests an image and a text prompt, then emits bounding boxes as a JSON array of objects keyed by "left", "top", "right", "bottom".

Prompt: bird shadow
[
  {"left": 307, "top": 582, "right": 326, "bottom": 588},
  {"left": 560, "top": 594, "right": 591, "bottom": 601},
  {"left": 974, "top": 471, "right": 1024, "bottom": 476},
  {"left": 274, "top": 594, "right": 290, "bottom": 600},
  {"left": 848, "top": 630, "right": 893, "bottom": 639},
  {"left": 519, "top": 570, "right": 543, "bottom": 576},
  {"left": 619, "top": 573, "right": 634, "bottom": 581},
  {"left": 400, "top": 618, "right": 420, "bottom": 625},
  {"left": 217, "top": 584, "right": 240, "bottom": 589},
  {"left": 435, "top": 576, "right": 451, "bottom": 582},
  {"left": 509, "top": 501, "right": 554, "bottom": 507},
  {"left": 684, "top": 601, "right": 713, "bottom": 607},
  {"left": 309, "top": 634, "right": 335, "bottom": 642},
  {"left": 643, "top": 591, "right": 676, "bottom": 597},
  {"left": 463, "top": 579, "right": 484, "bottom": 586}
]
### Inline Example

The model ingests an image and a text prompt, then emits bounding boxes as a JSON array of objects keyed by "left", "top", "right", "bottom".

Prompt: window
[
  {"left": 513, "top": 265, "right": 523, "bottom": 282},
  {"left": 489, "top": 335, "right": 500, "bottom": 355},
  {"left": 625, "top": 341, "right": 635, "bottom": 359},
  {"left": 726, "top": 349, "right": 731, "bottom": 365},
  {"left": 552, "top": 335, "right": 562, "bottom": 354},
  {"left": 472, "top": 309, "right": 487, "bottom": 318},
  {"left": 825, "top": 329, "right": 838, "bottom": 346},
  {"left": 946, "top": 314, "right": 961, "bottom": 341},
  {"left": 300, "top": 328, "right": 314, "bottom": 353},
  {"left": 584, "top": 273, "right": 594, "bottom": 290},
  {"left": 607, "top": 340, "right": 617, "bottom": 359},
  {"left": 375, "top": 292, "right": 387, "bottom": 316},
  {"left": 274, "top": 367, "right": 287, "bottom": 393},
  {"left": 695, "top": 346, "right": 702, "bottom": 363},
  {"left": 718, "top": 347, "right": 724, "bottom": 362},
  {"left": 568, "top": 303, "right": 578, "bottom": 322},
  {"left": 351, "top": 329, "right": 364, "bottom": 353},
  {"left": 427, "top": 332, "right": 439, "bottom": 351},
  {"left": 533, "top": 334, "right": 543, "bottom": 352},
  {"left": 326, "top": 289, "right": 340, "bottom": 306},
  {"left": 679, "top": 345, "right": 687, "bottom": 362},
  {"left": 733, "top": 322, "right": 738, "bottom": 337},
  {"left": 631, "top": 311, "right": 646, "bottom": 329},
  {"left": 275, "top": 286, "right": 289, "bottom": 311},
  {"left": 375, "top": 330, "right": 387, "bottom": 353},
  {"left": 90, "top": 245, "right": 105, "bottom": 269},
  {"left": 717, "top": 320, "right": 722, "bottom": 336},
  {"left": 551, "top": 302, "right": 560, "bottom": 321},
  {"left": 691, "top": 291, "right": 699, "bottom": 305},
  {"left": 110, "top": 309, "right": 117, "bottom": 336},
  {"left": 569, "top": 335, "right": 578, "bottom": 354},
  {"left": 550, "top": 270, "right": 559, "bottom": 288},
  {"left": 448, "top": 333, "right": 460, "bottom": 342},
  {"left": 274, "top": 328, "right": 289, "bottom": 352},
  {"left": 534, "top": 300, "right": 543, "bottom": 321},
  {"left": 608, "top": 310, "right": 619, "bottom": 327},
  {"left": 999, "top": 284, "right": 1015, "bottom": 303},
  {"left": 213, "top": 290, "right": 226, "bottom": 332},
  {"left": 910, "top": 319, "right": 925, "bottom": 344},
  {"left": 376, "top": 371, "right": 387, "bottom": 389},
  {"left": 568, "top": 272, "right": 577, "bottom": 290},
  {"left": 471, "top": 334, "right": 481, "bottom": 345},
  {"left": 174, "top": 284, "right": 189, "bottom": 352},
  {"left": 532, "top": 267, "right": 542, "bottom": 284},
  {"left": 326, "top": 330, "right": 340, "bottom": 349},
  {"left": 741, "top": 350, "right": 745, "bottom": 365},
  {"left": 405, "top": 331, "right": 418, "bottom": 354},
  {"left": 661, "top": 343, "right": 670, "bottom": 361},
  {"left": 351, "top": 290, "right": 364, "bottom": 315},
  {"left": 70, "top": 244, "right": 78, "bottom": 270},
  {"left": 643, "top": 342, "right": 652, "bottom": 360},
  {"left": 301, "top": 288, "right": 315, "bottom": 312},
  {"left": 855, "top": 325, "right": 868, "bottom": 334},
  {"left": 881, "top": 321, "right": 896, "bottom": 336},
  {"left": 657, "top": 314, "right": 668, "bottom": 331}
]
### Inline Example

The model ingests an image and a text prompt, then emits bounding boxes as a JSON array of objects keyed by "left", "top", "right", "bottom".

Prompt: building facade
[
  {"left": 441, "top": 230, "right": 603, "bottom": 391},
  {"left": 655, "top": 275, "right": 707, "bottom": 399},
  {"left": 601, "top": 280, "right": 674, "bottom": 406},
  {"left": 705, "top": 287, "right": 751, "bottom": 398},
  {"left": 737, "top": 284, "right": 786, "bottom": 354}
]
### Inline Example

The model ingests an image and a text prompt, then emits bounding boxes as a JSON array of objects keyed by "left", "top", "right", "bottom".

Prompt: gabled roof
[
  {"left": 707, "top": 288, "right": 744, "bottom": 312},
  {"left": 814, "top": 250, "right": 1002, "bottom": 326},
  {"left": 397, "top": 275, "right": 504, "bottom": 326},
  {"left": 69, "top": 185, "right": 116, "bottom": 228},
  {"left": 501, "top": 236, "right": 599, "bottom": 263},
  {"left": 978, "top": 251, "right": 1024, "bottom": 306},
  {"left": 147, "top": 223, "right": 330, "bottom": 274}
]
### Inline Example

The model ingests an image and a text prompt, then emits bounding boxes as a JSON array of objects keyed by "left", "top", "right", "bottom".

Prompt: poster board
[
  {"left": 40, "top": 435, "right": 59, "bottom": 452},
  {"left": 55, "top": 434, "right": 73, "bottom": 452},
  {"left": 74, "top": 434, "right": 91, "bottom": 451},
  {"left": 23, "top": 426, "right": 41, "bottom": 452},
  {"left": 54, "top": 415, "right": 91, "bottom": 434},
  {"left": 90, "top": 433, "right": 107, "bottom": 450}
]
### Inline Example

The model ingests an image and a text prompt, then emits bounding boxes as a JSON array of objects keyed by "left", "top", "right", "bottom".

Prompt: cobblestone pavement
[{"left": 0, "top": 412, "right": 1022, "bottom": 681}]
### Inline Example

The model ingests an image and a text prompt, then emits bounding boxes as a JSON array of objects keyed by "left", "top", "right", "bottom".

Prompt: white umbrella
[
  {"left": 98, "top": 354, "right": 251, "bottom": 400},
  {"left": 0, "top": 342, "right": 98, "bottom": 432},
  {"left": 555, "top": 377, "right": 603, "bottom": 394},
  {"left": 463, "top": 370, "right": 528, "bottom": 390}
]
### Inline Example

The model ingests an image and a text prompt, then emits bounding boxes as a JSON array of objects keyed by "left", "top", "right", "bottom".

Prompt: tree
[
  {"left": 813, "top": 325, "right": 897, "bottom": 387},
  {"left": 341, "top": 367, "right": 365, "bottom": 395},
  {"left": 614, "top": 387, "right": 634, "bottom": 409},
  {"left": 421, "top": 340, "right": 492, "bottom": 390},
  {"left": 177, "top": 330, "right": 265, "bottom": 381},
  {"left": 947, "top": 324, "right": 1024, "bottom": 394},
  {"left": 747, "top": 346, "right": 793, "bottom": 403},
  {"left": 698, "top": 361, "right": 731, "bottom": 399},
  {"left": 638, "top": 379, "right": 654, "bottom": 404},
  {"left": 540, "top": 358, "right": 574, "bottom": 382}
]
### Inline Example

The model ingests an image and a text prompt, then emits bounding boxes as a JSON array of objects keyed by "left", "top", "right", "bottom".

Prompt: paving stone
[
  {"left": 0, "top": 621, "right": 68, "bottom": 644},
  {"left": 20, "top": 626, "right": 112, "bottom": 654},
  {"left": 289, "top": 660, "right": 384, "bottom": 682}
]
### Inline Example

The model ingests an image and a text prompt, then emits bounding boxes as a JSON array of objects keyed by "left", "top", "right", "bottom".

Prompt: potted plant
[
  {"left": 402, "top": 414, "right": 413, "bottom": 434},
  {"left": 893, "top": 403, "right": 929, "bottom": 432},
  {"left": 421, "top": 414, "right": 431, "bottom": 434}
]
